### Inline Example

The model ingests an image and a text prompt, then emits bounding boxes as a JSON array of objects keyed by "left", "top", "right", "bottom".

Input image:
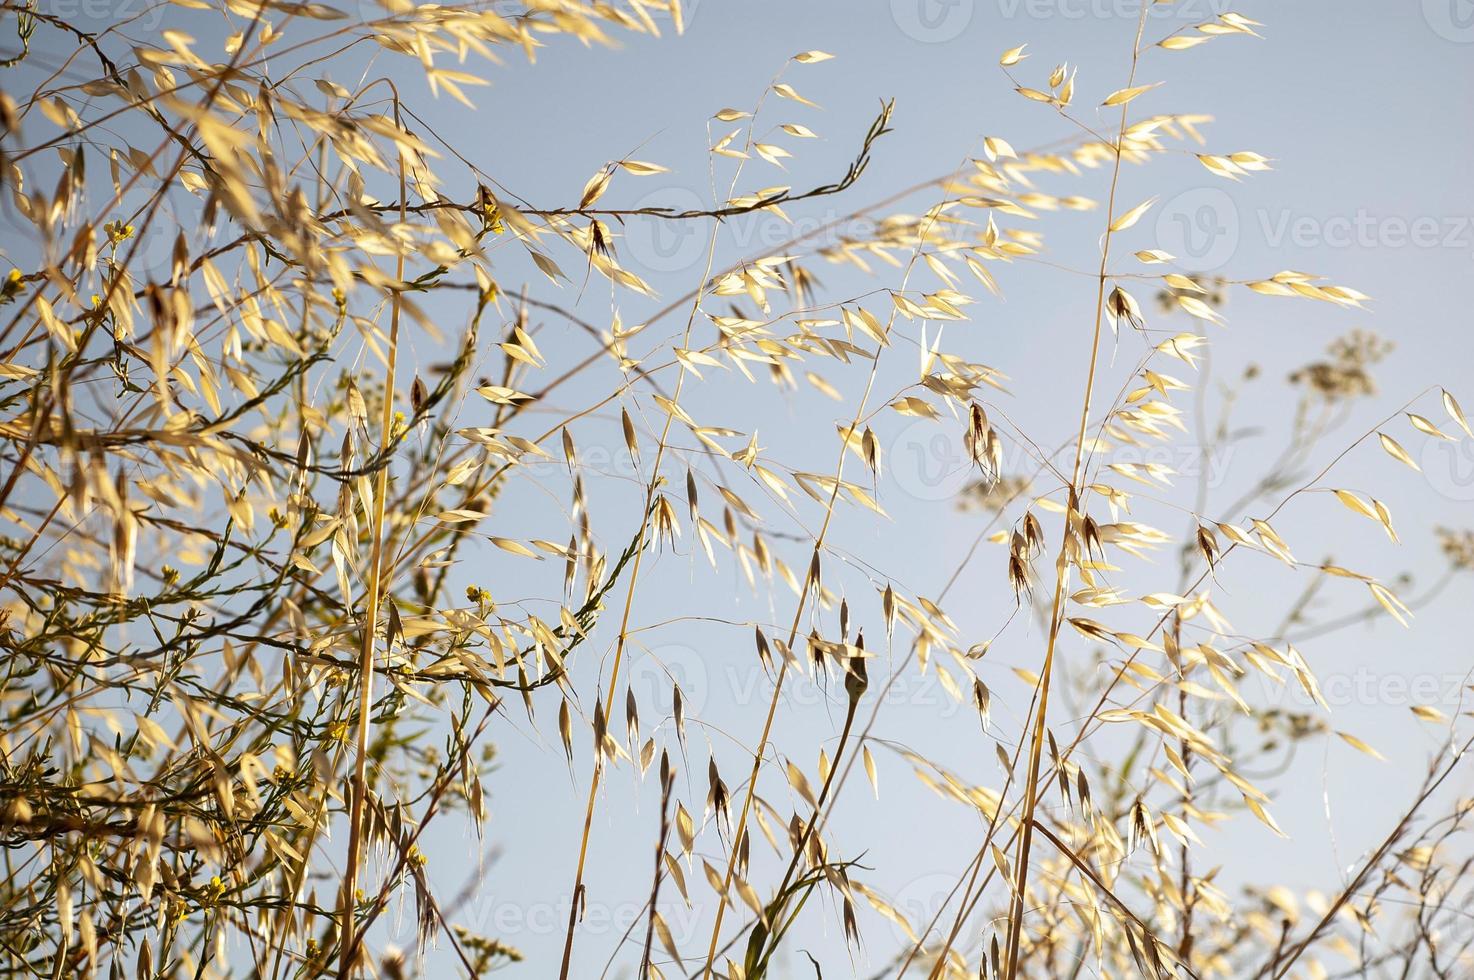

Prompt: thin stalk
[
  {"left": 557, "top": 78, "right": 773, "bottom": 976},
  {"left": 639, "top": 753, "right": 675, "bottom": 979},
  {"left": 554, "top": 388, "right": 687, "bottom": 980},
  {"left": 1001, "top": 8, "right": 1150, "bottom": 977},
  {"left": 699, "top": 145, "right": 970, "bottom": 978},
  {"left": 337, "top": 90, "right": 407, "bottom": 980}
]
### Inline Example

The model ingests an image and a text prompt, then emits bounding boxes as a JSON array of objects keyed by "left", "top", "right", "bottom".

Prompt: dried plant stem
[
  {"left": 559, "top": 75, "right": 814, "bottom": 976},
  {"left": 555, "top": 405, "right": 683, "bottom": 980},
  {"left": 697, "top": 551, "right": 815, "bottom": 978},
  {"left": 919, "top": 752, "right": 1026, "bottom": 978},
  {"left": 639, "top": 754, "right": 675, "bottom": 979},
  {"left": 696, "top": 327, "right": 889, "bottom": 980},
  {"left": 1262, "top": 732, "right": 1474, "bottom": 980},
  {"left": 1002, "top": 9, "right": 1149, "bottom": 977},
  {"left": 699, "top": 150, "right": 967, "bottom": 975},
  {"left": 748, "top": 689, "right": 861, "bottom": 976},
  {"left": 1175, "top": 622, "right": 1196, "bottom": 963},
  {"left": 558, "top": 140, "right": 737, "bottom": 980},
  {"left": 338, "top": 94, "right": 407, "bottom": 980},
  {"left": 773, "top": 694, "right": 858, "bottom": 897}
]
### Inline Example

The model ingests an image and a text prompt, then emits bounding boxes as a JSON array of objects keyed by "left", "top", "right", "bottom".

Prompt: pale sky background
[{"left": 10, "top": 0, "right": 1474, "bottom": 976}]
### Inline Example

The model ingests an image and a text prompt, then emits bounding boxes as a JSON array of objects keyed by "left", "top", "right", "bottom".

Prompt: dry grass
[{"left": 0, "top": 2, "right": 1470, "bottom": 978}]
